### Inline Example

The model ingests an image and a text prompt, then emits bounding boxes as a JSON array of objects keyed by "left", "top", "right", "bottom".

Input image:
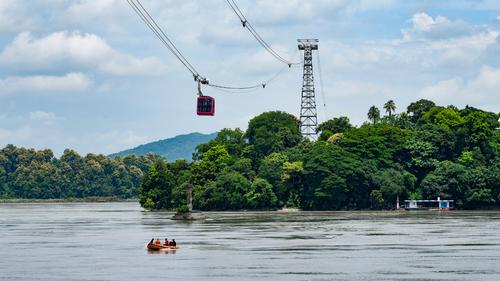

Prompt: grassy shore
[{"left": 0, "top": 197, "right": 139, "bottom": 203}]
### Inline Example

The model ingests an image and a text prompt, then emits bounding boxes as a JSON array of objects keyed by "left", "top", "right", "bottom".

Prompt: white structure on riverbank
[{"left": 404, "top": 197, "right": 454, "bottom": 210}]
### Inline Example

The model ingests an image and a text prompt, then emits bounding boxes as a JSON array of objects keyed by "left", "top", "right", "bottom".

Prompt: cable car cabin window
[{"left": 197, "top": 97, "right": 215, "bottom": 116}]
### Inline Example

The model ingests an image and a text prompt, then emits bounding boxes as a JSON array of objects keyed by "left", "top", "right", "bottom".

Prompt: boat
[
  {"left": 404, "top": 197, "right": 454, "bottom": 211},
  {"left": 147, "top": 243, "right": 179, "bottom": 250}
]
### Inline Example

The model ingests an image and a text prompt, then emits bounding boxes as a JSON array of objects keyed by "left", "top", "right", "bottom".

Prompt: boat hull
[
  {"left": 147, "top": 244, "right": 179, "bottom": 250},
  {"left": 405, "top": 208, "right": 453, "bottom": 211}
]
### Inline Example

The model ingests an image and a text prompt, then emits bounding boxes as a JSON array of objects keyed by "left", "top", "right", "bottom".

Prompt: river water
[{"left": 1, "top": 203, "right": 500, "bottom": 280}]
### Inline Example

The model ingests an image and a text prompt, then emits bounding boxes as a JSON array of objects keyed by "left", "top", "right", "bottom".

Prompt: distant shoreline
[{"left": 0, "top": 197, "right": 139, "bottom": 203}]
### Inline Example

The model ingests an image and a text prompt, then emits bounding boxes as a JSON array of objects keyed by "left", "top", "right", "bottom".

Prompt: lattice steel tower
[{"left": 298, "top": 39, "right": 318, "bottom": 140}]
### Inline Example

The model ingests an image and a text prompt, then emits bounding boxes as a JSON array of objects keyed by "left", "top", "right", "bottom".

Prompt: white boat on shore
[{"left": 404, "top": 197, "right": 454, "bottom": 211}]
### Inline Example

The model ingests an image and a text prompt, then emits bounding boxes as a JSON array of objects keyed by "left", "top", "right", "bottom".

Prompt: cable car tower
[{"left": 298, "top": 39, "right": 319, "bottom": 140}]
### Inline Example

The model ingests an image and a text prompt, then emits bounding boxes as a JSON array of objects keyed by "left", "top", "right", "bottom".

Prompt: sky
[{"left": 1, "top": 0, "right": 500, "bottom": 158}]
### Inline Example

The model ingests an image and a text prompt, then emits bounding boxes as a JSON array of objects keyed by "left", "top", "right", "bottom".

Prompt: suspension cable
[
  {"left": 127, "top": 0, "right": 199, "bottom": 77},
  {"left": 207, "top": 48, "right": 299, "bottom": 91},
  {"left": 316, "top": 49, "right": 328, "bottom": 120},
  {"left": 224, "top": 0, "right": 301, "bottom": 66},
  {"left": 128, "top": 0, "right": 302, "bottom": 92}
]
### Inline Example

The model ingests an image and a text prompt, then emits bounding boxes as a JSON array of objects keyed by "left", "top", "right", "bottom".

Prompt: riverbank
[{"left": 0, "top": 197, "right": 139, "bottom": 203}]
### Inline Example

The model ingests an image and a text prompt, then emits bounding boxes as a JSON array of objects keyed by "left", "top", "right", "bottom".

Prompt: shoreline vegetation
[
  {"left": 3, "top": 99, "right": 500, "bottom": 211},
  {"left": 137, "top": 101, "right": 500, "bottom": 212}
]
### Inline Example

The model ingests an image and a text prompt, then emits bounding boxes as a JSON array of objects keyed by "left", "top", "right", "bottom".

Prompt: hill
[{"left": 107, "top": 132, "right": 217, "bottom": 161}]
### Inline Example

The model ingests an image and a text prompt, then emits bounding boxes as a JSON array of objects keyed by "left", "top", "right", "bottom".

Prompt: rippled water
[{"left": 1, "top": 203, "right": 500, "bottom": 280}]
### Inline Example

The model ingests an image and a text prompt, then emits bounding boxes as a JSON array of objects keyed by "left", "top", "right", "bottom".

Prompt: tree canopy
[
  {"left": 5, "top": 101, "right": 500, "bottom": 211},
  {"left": 134, "top": 102, "right": 500, "bottom": 211}
]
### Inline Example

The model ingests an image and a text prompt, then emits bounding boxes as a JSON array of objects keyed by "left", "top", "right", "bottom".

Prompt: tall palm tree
[
  {"left": 367, "top": 106, "right": 380, "bottom": 124},
  {"left": 383, "top": 100, "right": 396, "bottom": 117}
]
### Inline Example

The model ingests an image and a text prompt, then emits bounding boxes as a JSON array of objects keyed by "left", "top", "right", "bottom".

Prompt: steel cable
[
  {"left": 316, "top": 49, "right": 328, "bottom": 120},
  {"left": 225, "top": 0, "right": 301, "bottom": 66},
  {"left": 128, "top": 0, "right": 303, "bottom": 92}
]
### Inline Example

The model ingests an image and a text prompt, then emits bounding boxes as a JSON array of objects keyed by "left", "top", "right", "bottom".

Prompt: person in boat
[
  {"left": 164, "top": 238, "right": 169, "bottom": 246},
  {"left": 170, "top": 239, "right": 176, "bottom": 247},
  {"left": 155, "top": 238, "right": 161, "bottom": 244},
  {"left": 149, "top": 238, "right": 154, "bottom": 245}
]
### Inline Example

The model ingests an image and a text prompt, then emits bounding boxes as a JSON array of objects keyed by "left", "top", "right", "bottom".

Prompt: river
[{"left": 1, "top": 203, "right": 499, "bottom": 280}]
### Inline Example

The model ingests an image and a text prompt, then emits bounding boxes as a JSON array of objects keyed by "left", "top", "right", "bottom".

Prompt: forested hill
[{"left": 107, "top": 132, "right": 217, "bottom": 162}]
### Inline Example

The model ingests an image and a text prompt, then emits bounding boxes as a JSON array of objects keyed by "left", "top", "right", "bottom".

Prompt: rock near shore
[{"left": 171, "top": 210, "right": 206, "bottom": 220}]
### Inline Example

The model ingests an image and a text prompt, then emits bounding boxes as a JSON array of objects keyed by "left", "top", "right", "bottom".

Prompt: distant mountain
[{"left": 107, "top": 132, "right": 218, "bottom": 161}]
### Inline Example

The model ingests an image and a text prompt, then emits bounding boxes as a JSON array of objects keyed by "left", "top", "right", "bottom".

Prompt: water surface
[{"left": 1, "top": 203, "right": 499, "bottom": 280}]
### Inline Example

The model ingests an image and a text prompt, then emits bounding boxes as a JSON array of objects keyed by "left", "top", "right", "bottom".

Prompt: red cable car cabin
[{"left": 197, "top": 96, "right": 215, "bottom": 116}]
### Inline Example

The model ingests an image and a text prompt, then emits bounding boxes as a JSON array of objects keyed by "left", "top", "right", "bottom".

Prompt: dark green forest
[
  {"left": 138, "top": 99, "right": 500, "bottom": 211},
  {"left": 0, "top": 146, "right": 160, "bottom": 199}
]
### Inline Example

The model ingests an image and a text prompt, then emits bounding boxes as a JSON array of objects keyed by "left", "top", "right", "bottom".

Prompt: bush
[{"left": 179, "top": 205, "right": 190, "bottom": 213}]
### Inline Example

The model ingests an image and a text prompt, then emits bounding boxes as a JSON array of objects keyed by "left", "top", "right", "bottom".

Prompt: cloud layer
[
  {"left": 0, "top": 31, "right": 169, "bottom": 76},
  {"left": 0, "top": 72, "right": 92, "bottom": 95},
  {"left": 0, "top": 1, "right": 500, "bottom": 157}
]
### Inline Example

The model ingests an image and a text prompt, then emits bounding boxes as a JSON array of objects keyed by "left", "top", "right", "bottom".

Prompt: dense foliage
[
  {"left": 138, "top": 103, "right": 500, "bottom": 211},
  {"left": 0, "top": 145, "right": 160, "bottom": 199}
]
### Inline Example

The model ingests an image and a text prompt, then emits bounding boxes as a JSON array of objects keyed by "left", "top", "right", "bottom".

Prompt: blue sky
[{"left": 1, "top": 0, "right": 500, "bottom": 157}]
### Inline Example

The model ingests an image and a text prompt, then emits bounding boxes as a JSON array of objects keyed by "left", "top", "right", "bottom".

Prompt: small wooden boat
[{"left": 147, "top": 243, "right": 179, "bottom": 250}]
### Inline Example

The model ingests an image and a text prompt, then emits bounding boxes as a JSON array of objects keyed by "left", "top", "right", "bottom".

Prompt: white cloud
[
  {"left": 29, "top": 111, "right": 56, "bottom": 120},
  {"left": 329, "top": 80, "right": 380, "bottom": 99},
  {"left": 65, "top": 0, "right": 124, "bottom": 24},
  {"left": 0, "top": 31, "right": 169, "bottom": 76},
  {"left": 0, "top": 73, "right": 92, "bottom": 95},
  {"left": 418, "top": 76, "right": 463, "bottom": 103},
  {"left": 393, "top": 13, "right": 498, "bottom": 50},
  {"left": 417, "top": 65, "right": 500, "bottom": 104},
  {"left": 252, "top": 0, "right": 315, "bottom": 23},
  {"left": 497, "top": 16, "right": 500, "bottom": 20},
  {"left": 98, "top": 130, "right": 148, "bottom": 152},
  {"left": 439, "top": 49, "right": 473, "bottom": 67},
  {"left": 248, "top": 0, "right": 397, "bottom": 24},
  {"left": 199, "top": 25, "right": 255, "bottom": 47},
  {"left": 0, "top": 126, "right": 32, "bottom": 142},
  {"left": 463, "top": 65, "right": 500, "bottom": 98},
  {"left": 0, "top": 0, "right": 36, "bottom": 32},
  {"left": 429, "top": 31, "right": 498, "bottom": 50},
  {"left": 357, "top": 0, "right": 398, "bottom": 10}
]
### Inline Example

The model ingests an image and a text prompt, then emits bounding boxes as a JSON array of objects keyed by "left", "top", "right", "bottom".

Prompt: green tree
[
  {"left": 245, "top": 178, "right": 278, "bottom": 208},
  {"left": 258, "top": 153, "right": 289, "bottom": 206},
  {"left": 341, "top": 125, "right": 411, "bottom": 167},
  {"left": 302, "top": 143, "right": 363, "bottom": 210},
  {"left": 316, "top": 116, "right": 353, "bottom": 134},
  {"left": 193, "top": 128, "right": 246, "bottom": 161},
  {"left": 137, "top": 159, "right": 175, "bottom": 210},
  {"left": 420, "top": 161, "right": 468, "bottom": 207},
  {"left": 407, "top": 99, "right": 436, "bottom": 124},
  {"left": 367, "top": 106, "right": 380, "bottom": 124},
  {"left": 245, "top": 111, "right": 302, "bottom": 159},
  {"left": 383, "top": 100, "right": 396, "bottom": 117},
  {"left": 281, "top": 161, "right": 305, "bottom": 208},
  {"left": 194, "top": 171, "right": 250, "bottom": 210},
  {"left": 370, "top": 190, "right": 385, "bottom": 210}
]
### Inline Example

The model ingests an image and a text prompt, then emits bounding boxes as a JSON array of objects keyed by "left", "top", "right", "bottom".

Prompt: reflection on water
[
  {"left": 1, "top": 203, "right": 500, "bottom": 280},
  {"left": 148, "top": 249, "right": 177, "bottom": 255}
]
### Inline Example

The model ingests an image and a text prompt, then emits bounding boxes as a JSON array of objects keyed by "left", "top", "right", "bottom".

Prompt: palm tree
[
  {"left": 367, "top": 106, "right": 380, "bottom": 124},
  {"left": 383, "top": 100, "right": 396, "bottom": 117}
]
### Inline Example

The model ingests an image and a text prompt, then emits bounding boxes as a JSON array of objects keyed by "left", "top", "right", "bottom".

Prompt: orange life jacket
[
  {"left": 164, "top": 240, "right": 169, "bottom": 246},
  {"left": 155, "top": 240, "right": 161, "bottom": 244}
]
